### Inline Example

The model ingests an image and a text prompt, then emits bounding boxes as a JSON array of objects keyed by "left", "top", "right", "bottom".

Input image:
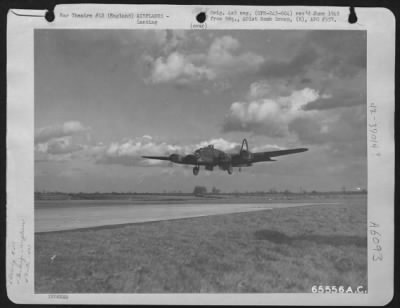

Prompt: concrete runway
[{"left": 35, "top": 202, "right": 317, "bottom": 233}]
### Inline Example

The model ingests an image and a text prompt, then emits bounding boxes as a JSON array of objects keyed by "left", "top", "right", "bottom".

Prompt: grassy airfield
[{"left": 35, "top": 195, "right": 367, "bottom": 293}]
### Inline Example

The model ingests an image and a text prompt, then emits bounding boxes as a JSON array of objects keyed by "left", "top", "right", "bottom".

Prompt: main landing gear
[{"left": 192, "top": 165, "right": 233, "bottom": 175}]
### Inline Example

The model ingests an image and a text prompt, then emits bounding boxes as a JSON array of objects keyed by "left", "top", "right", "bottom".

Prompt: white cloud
[
  {"left": 35, "top": 121, "right": 90, "bottom": 144},
  {"left": 223, "top": 80, "right": 367, "bottom": 159},
  {"left": 247, "top": 80, "right": 274, "bottom": 100},
  {"left": 96, "top": 136, "right": 183, "bottom": 166},
  {"left": 161, "top": 30, "right": 186, "bottom": 54},
  {"left": 147, "top": 35, "right": 264, "bottom": 85},
  {"left": 34, "top": 121, "right": 91, "bottom": 162},
  {"left": 35, "top": 128, "right": 289, "bottom": 167},
  {"left": 35, "top": 137, "right": 85, "bottom": 162},
  {"left": 223, "top": 87, "right": 320, "bottom": 137},
  {"left": 149, "top": 52, "right": 216, "bottom": 84},
  {"left": 47, "top": 138, "right": 84, "bottom": 155},
  {"left": 207, "top": 36, "right": 264, "bottom": 73}
]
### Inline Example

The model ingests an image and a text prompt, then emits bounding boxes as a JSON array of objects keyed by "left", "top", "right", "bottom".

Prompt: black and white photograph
[
  {"left": 34, "top": 28, "right": 368, "bottom": 293},
  {"left": 6, "top": 5, "right": 395, "bottom": 305}
]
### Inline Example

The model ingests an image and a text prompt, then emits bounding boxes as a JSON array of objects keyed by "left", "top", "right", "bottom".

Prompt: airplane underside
[{"left": 192, "top": 164, "right": 234, "bottom": 175}]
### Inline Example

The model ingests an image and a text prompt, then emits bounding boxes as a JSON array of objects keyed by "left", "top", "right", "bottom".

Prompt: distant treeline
[{"left": 35, "top": 189, "right": 367, "bottom": 200}]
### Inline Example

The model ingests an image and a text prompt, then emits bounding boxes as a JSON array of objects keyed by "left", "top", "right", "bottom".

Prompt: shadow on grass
[{"left": 254, "top": 229, "right": 367, "bottom": 247}]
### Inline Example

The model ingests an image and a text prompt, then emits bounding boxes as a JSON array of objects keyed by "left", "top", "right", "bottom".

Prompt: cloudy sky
[{"left": 35, "top": 29, "right": 366, "bottom": 193}]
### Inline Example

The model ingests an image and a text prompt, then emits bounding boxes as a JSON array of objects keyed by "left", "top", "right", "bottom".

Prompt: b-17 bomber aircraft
[{"left": 142, "top": 139, "right": 308, "bottom": 176}]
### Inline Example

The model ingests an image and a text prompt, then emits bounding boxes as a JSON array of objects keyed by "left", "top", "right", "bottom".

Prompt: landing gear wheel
[
  {"left": 239, "top": 167, "right": 242, "bottom": 172},
  {"left": 227, "top": 166, "right": 233, "bottom": 175},
  {"left": 193, "top": 166, "right": 200, "bottom": 176}
]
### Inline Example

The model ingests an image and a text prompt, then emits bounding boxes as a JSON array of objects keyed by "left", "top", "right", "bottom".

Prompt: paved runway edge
[{"left": 35, "top": 202, "right": 338, "bottom": 233}]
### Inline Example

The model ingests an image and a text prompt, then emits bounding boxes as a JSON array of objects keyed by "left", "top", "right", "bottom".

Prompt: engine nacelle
[{"left": 169, "top": 154, "right": 184, "bottom": 163}]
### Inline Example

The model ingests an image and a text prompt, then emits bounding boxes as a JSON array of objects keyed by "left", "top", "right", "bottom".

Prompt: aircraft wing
[
  {"left": 251, "top": 148, "right": 308, "bottom": 163},
  {"left": 142, "top": 154, "right": 199, "bottom": 165},
  {"left": 141, "top": 156, "right": 171, "bottom": 161}
]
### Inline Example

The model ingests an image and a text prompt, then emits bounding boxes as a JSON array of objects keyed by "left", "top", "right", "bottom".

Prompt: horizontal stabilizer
[
  {"left": 265, "top": 148, "right": 308, "bottom": 157},
  {"left": 251, "top": 148, "right": 307, "bottom": 163}
]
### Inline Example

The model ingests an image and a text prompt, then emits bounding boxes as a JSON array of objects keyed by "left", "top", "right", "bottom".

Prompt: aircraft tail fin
[{"left": 240, "top": 138, "right": 249, "bottom": 153}]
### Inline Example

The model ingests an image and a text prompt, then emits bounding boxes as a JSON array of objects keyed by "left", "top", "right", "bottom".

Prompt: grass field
[{"left": 35, "top": 196, "right": 367, "bottom": 293}]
